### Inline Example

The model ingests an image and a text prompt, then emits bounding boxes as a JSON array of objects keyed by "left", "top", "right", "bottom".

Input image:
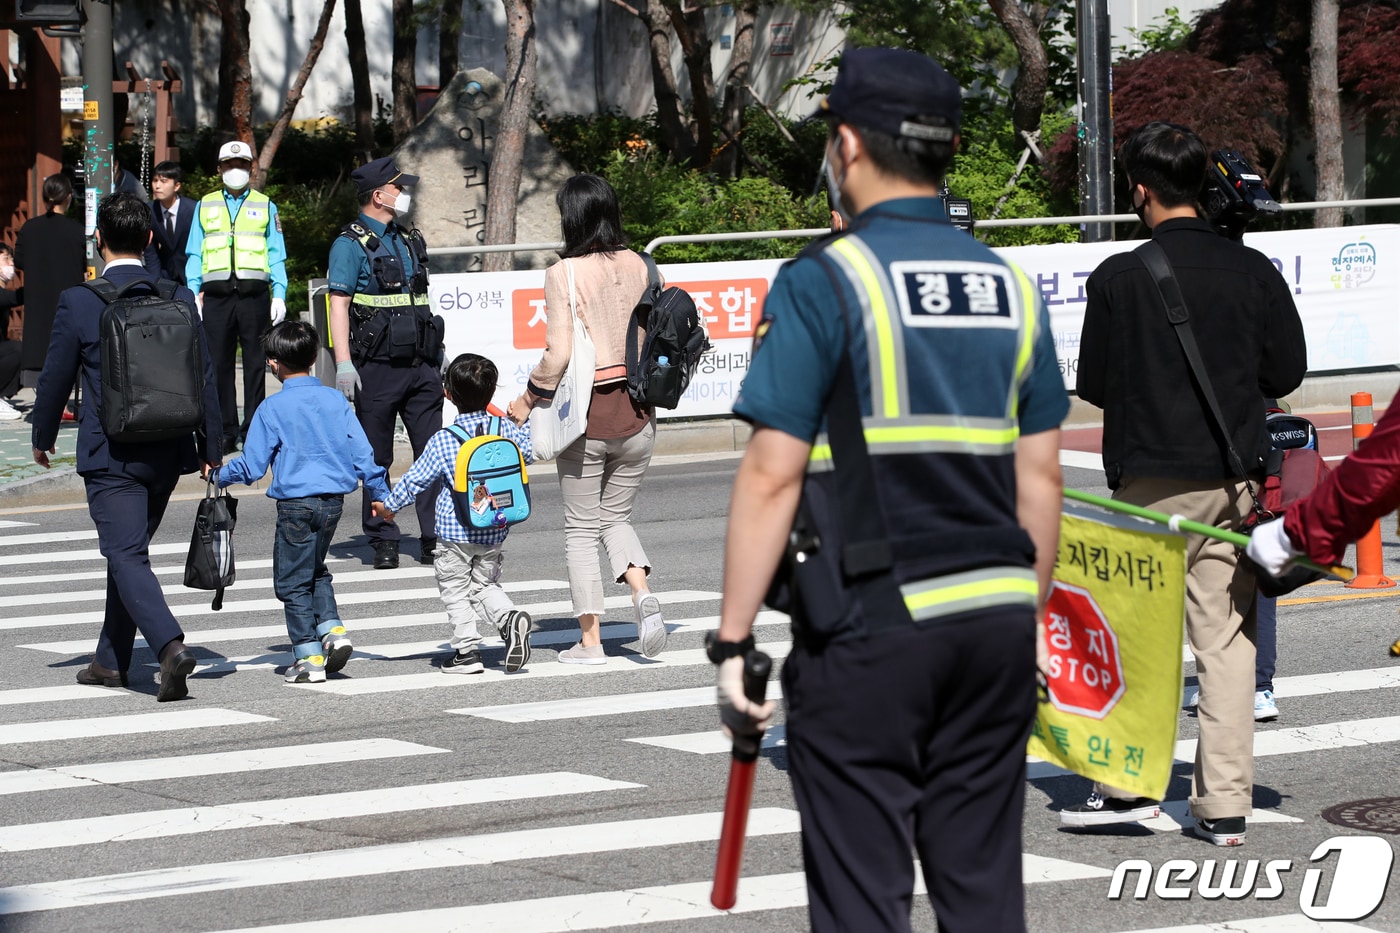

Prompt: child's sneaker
[
  {"left": 500, "top": 610, "right": 532, "bottom": 673},
  {"left": 320, "top": 624, "right": 353, "bottom": 674},
  {"left": 285, "top": 655, "right": 327, "bottom": 684},
  {"left": 443, "top": 647, "right": 484, "bottom": 674},
  {"left": 1254, "top": 689, "right": 1278, "bottom": 721},
  {"left": 635, "top": 592, "right": 666, "bottom": 658}
]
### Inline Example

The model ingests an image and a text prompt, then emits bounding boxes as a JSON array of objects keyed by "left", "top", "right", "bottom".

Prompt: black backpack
[
  {"left": 625, "top": 253, "right": 711, "bottom": 410},
  {"left": 85, "top": 276, "right": 206, "bottom": 443}
]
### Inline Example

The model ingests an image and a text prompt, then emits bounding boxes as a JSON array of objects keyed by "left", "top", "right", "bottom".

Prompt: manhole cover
[{"left": 1322, "top": 798, "right": 1400, "bottom": 834}]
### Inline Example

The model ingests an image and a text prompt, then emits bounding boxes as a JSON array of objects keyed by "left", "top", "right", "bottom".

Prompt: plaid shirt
[{"left": 381, "top": 412, "right": 534, "bottom": 546}]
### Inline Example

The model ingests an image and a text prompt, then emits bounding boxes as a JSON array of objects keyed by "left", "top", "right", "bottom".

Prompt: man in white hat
[{"left": 184, "top": 139, "right": 289, "bottom": 454}]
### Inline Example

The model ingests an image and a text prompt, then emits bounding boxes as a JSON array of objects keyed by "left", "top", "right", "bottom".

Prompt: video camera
[
  {"left": 940, "top": 182, "right": 974, "bottom": 233},
  {"left": 1201, "top": 149, "right": 1281, "bottom": 241}
]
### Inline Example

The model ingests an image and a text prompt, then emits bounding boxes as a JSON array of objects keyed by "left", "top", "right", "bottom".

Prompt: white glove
[
  {"left": 195, "top": 292, "right": 204, "bottom": 318},
  {"left": 270, "top": 297, "right": 287, "bottom": 326},
  {"left": 335, "top": 360, "right": 361, "bottom": 402},
  {"left": 716, "top": 654, "right": 776, "bottom": 740},
  {"left": 1246, "top": 517, "right": 1303, "bottom": 577}
]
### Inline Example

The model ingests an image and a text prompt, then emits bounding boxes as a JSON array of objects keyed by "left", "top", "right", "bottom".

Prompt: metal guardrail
[{"left": 423, "top": 196, "right": 1400, "bottom": 259}]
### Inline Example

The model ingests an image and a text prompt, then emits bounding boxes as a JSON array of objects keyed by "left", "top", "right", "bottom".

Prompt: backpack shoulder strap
[
  {"left": 627, "top": 255, "right": 662, "bottom": 383},
  {"left": 81, "top": 277, "right": 118, "bottom": 304},
  {"left": 638, "top": 251, "right": 662, "bottom": 292},
  {"left": 155, "top": 279, "right": 181, "bottom": 300},
  {"left": 445, "top": 423, "right": 471, "bottom": 445}
]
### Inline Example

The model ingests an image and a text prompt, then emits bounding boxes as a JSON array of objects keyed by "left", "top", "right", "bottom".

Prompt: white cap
[{"left": 218, "top": 140, "right": 254, "bottom": 163}]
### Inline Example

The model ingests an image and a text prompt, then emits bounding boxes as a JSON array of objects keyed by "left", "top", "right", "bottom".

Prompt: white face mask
[
  {"left": 222, "top": 167, "right": 250, "bottom": 190},
  {"left": 391, "top": 191, "right": 411, "bottom": 217},
  {"left": 0, "top": 263, "right": 13, "bottom": 285}
]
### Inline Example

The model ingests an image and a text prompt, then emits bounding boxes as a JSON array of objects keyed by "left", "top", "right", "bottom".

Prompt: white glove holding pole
[
  {"left": 1246, "top": 517, "right": 1303, "bottom": 577},
  {"left": 716, "top": 655, "right": 776, "bottom": 740},
  {"left": 335, "top": 361, "right": 361, "bottom": 402},
  {"left": 269, "top": 297, "right": 287, "bottom": 326}
]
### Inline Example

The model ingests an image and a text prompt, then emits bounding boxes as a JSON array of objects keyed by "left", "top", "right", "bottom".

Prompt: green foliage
[
  {"left": 600, "top": 152, "right": 830, "bottom": 262},
  {"left": 947, "top": 105, "right": 1081, "bottom": 246},
  {"left": 262, "top": 181, "right": 360, "bottom": 315},
  {"left": 727, "top": 107, "right": 830, "bottom": 198},
  {"left": 1117, "top": 7, "right": 1195, "bottom": 59},
  {"left": 541, "top": 111, "right": 658, "bottom": 173}
]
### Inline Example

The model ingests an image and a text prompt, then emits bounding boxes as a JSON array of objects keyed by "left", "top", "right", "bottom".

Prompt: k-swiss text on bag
[
  {"left": 447, "top": 418, "right": 531, "bottom": 530},
  {"left": 87, "top": 276, "right": 206, "bottom": 443},
  {"left": 626, "top": 253, "right": 711, "bottom": 410}
]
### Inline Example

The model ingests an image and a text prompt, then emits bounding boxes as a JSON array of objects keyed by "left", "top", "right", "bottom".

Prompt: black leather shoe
[
  {"left": 156, "top": 639, "right": 197, "bottom": 702},
  {"left": 418, "top": 539, "right": 437, "bottom": 565},
  {"left": 76, "top": 661, "right": 128, "bottom": 688},
  {"left": 373, "top": 541, "right": 400, "bottom": 570}
]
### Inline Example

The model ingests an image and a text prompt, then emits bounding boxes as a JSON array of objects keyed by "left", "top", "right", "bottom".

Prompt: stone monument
[{"left": 393, "top": 68, "right": 576, "bottom": 273}]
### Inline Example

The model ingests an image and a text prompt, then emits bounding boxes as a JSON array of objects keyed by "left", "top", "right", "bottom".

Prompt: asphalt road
[{"left": 1, "top": 454, "right": 1399, "bottom": 932}]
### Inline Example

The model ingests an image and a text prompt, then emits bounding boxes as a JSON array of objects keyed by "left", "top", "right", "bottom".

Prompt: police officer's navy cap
[
  {"left": 816, "top": 47, "right": 961, "bottom": 142},
  {"left": 352, "top": 157, "right": 420, "bottom": 198}
]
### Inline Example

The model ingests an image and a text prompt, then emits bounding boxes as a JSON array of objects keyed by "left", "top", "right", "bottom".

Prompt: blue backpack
[{"left": 446, "top": 418, "right": 531, "bottom": 530}]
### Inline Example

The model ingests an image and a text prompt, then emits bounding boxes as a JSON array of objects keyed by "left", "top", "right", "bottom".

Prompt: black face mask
[{"left": 1130, "top": 186, "right": 1147, "bottom": 224}]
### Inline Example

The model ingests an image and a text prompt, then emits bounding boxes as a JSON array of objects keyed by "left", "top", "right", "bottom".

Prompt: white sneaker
[
  {"left": 558, "top": 642, "right": 606, "bottom": 666},
  {"left": 0, "top": 398, "right": 22, "bottom": 422},
  {"left": 1186, "top": 689, "right": 1199, "bottom": 708},
  {"left": 1254, "top": 689, "right": 1278, "bottom": 721},
  {"left": 635, "top": 592, "right": 667, "bottom": 658}
]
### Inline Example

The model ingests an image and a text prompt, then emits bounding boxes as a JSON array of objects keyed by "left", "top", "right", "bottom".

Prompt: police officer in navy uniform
[
  {"left": 711, "top": 49, "right": 1069, "bottom": 931},
  {"left": 327, "top": 157, "right": 445, "bottom": 570}
]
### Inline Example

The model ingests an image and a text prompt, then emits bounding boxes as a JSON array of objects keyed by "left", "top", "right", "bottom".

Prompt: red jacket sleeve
[{"left": 1286, "top": 404, "right": 1400, "bottom": 564}]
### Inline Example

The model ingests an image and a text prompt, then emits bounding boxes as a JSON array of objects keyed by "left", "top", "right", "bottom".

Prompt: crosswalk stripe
[
  {"left": 210, "top": 854, "right": 1111, "bottom": 933},
  {"left": 0, "top": 738, "right": 450, "bottom": 796},
  {"left": 1272, "top": 666, "right": 1400, "bottom": 698},
  {"left": 1108, "top": 915, "right": 1383, "bottom": 932},
  {"left": 299, "top": 642, "right": 793, "bottom": 697},
  {"left": 0, "top": 772, "right": 639, "bottom": 853},
  {"left": 454, "top": 682, "right": 787, "bottom": 723},
  {"left": 0, "top": 542, "right": 186, "bottom": 568},
  {"left": 0, "top": 529, "right": 98, "bottom": 548},
  {"left": 0, "top": 808, "right": 802, "bottom": 914},
  {"left": 0, "top": 708, "right": 274, "bottom": 746},
  {"left": 0, "top": 588, "right": 722, "bottom": 633},
  {"left": 26, "top": 609, "right": 787, "bottom": 659},
  {"left": 629, "top": 725, "right": 787, "bottom": 755},
  {"left": 0, "top": 685, "right": 131, "bottom": 707},
  {"left": 0, "top": 520, "right": 38, "bottom": 528},
  {"left": 0, "top": 557, "right": 350, "bottom": 588}
]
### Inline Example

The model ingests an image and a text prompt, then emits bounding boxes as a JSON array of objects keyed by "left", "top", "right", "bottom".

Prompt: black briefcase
[{"left": 185, "top": 474, "right": 237, "bottom": 610}]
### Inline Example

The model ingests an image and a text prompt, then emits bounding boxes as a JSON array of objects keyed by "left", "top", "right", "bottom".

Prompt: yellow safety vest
[{"left": 199, "top": 190, "right": 272, "bottom": 282}]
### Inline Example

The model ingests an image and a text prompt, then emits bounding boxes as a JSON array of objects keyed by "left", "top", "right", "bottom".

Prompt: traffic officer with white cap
[
  {"left": 712, "top": 47, "right": 1069, "bottom": 932},
  {"left": 185, "top": 139, "right": 289, "bottom": 453},
  {"left": 327, "top": 156, "right": 445, "bottom": 570}
]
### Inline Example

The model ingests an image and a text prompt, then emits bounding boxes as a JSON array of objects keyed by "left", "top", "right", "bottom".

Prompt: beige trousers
[
  {"left": 1096, "top": 475, "right": 1259, "bottom": 820},
  {"left": 435, "top": 540, "right": 516, "bottom": 650},
  {"left": 555, "top": 421, "right": 655, "bottom": 618}
]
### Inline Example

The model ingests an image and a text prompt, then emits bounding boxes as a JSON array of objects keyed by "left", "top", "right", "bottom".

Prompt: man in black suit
[
  {"left": 150, "top": 161, "right": 195, "bottom": 284},
  {"left": 31, "top": 192, "right": 222, "bottom": 702}
]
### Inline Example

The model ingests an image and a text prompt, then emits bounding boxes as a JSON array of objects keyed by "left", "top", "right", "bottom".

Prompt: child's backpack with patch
[
  {"left": 446, "top": 417, "right": 531, "bottom": 530},
  {"left": 625, "top": 253, "right": 711, "bottom": 410}
]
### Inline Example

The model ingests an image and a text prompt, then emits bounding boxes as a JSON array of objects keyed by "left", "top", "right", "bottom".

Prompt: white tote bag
[{"left": 529, "top": 259, "right": 596, "bottom": 460}]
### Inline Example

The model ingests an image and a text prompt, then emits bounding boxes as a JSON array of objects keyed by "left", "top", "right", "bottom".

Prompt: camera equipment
[
  {"left": 1201, "top": 149, "right": 1281, "bottom": 241},
  {"left": 940, "top": 182, "right": 973, "bottom": 233}
]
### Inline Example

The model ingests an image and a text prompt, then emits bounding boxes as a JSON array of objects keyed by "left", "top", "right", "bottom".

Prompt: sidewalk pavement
[{"left": 2, "top": 368, "right": 1395, "bottom": 509}]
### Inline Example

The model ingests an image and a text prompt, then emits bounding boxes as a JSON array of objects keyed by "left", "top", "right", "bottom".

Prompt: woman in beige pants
[{"left": 508, "top": 174, "right": 666, "bottom": 664}]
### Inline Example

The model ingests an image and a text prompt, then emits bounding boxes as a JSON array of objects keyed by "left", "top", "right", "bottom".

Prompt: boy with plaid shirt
[{"left": 374, "top": 354, "right": 534, "bottom": 673}]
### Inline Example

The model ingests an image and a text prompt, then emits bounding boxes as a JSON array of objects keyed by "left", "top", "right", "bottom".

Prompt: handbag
[
  {"left": 1137, "top": 242, "right": 1323, "bottom": 595},
  {"left": 529, "top": 259, "right": 596, "bottom": 461},
  {"left": 184, "top": 471, "right": 237, "bottom": 610}
]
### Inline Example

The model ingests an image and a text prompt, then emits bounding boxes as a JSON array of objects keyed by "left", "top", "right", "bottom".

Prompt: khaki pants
[
  {"left": 435, "top": 540, "right": 516, "bottom": 650},
  {"left": 1096, "top": 475, "right": 1258, "bottom": 820}
]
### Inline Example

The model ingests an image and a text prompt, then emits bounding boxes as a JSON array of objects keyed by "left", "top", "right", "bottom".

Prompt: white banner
[{"left": 428, "top": 225, "right": 1399, "bottom": 417}]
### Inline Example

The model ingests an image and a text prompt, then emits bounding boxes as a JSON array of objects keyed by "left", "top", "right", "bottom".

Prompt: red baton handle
[{"left": 711, "top": 649, "right": 772, "bottom": 911}]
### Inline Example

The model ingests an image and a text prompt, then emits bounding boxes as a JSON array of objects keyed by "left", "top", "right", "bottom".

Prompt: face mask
[
  {"left": 824, "top": 152, "right": 849, "bottom": 224},
  {"left": 391, "top": 191, "right": 412, "bottom": 217},
  {"left": 1130, "top": 186, "right": 1147, "bottom": 224},
  {"left": 222, "top": 167, "right": 250, "bottom": 190},
  {"left": 0, "top": 263, "right": 13, "bottom": 284}
]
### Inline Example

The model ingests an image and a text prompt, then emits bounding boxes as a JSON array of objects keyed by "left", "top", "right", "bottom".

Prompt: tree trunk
[
  {"left": 440, "top": 0, "right": 463, "bottom": 86},
  {"left": 483, "top": 0, "right": 538, "bottom": 272},
  {"left": 666, "top": 1, "right": 715, "bottom": 167},
  {"left": 391, "top": 0, "right": 418, "bottom": 143},
  {"left": 253, "top": 0, "right": 339, "bottom": 189},
  {"left": 713, "top": 0, "right": 756, "bottom": 178},
  {"left": 215, "top": 0, "right": 253, "bottom": 144},
  {"left": 986, "top": 0, "right": 1049, "bottom": 158},
  {"left": 1310, "top": 0, "right": 1344, "bottom": 227},
  {"left": 607, "top": 0, "right": 694, "bottom": 164},
  {"left": 345, "top": 0, "right": 375, "bottom": 159}
]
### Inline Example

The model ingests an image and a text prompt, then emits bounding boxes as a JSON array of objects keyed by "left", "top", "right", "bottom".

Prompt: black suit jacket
[
  {"left": 150, "top": 195, "right": 196, "bottom": 284},
  {"left": 31, "top": 262, "right": 222, "bottom": 475}
]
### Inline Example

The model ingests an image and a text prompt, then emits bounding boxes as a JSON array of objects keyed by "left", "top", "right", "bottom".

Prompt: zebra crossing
[{"left": 1, "top": 511, "right": 1398, "bottom": 932}]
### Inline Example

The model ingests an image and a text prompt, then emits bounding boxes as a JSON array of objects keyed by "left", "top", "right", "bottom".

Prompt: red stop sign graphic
[{"left": 1043, "top": 581, "right": 1125, "bottom": 719}]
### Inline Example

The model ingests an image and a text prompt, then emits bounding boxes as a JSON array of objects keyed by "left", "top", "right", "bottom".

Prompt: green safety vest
[{"left": 199, "top": 190, "right": 272, "bottom": 282}]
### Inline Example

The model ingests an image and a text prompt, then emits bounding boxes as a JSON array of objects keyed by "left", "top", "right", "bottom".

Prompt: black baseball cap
[
  {"left": 352, "top": 157, "right": 420, "bottom": 199},
  {"left": 815, "top": 47, "right": 962, "bottom": 142}
]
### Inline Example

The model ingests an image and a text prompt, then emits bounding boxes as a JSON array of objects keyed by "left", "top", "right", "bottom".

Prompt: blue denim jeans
[
  {"left": 1256, "top": 591, "right": 1276, "bottom": 692},
  {"left": 274, "top": 495, "right": 344, "bottom": 656}
]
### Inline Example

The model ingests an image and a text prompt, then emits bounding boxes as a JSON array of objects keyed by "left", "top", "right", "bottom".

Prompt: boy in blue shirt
[
  {"left": 373, "top": 353, "right": 534, "bottom": 674},
  {"left": 220, "top": 321, "right": 390, "bottom": 684}
]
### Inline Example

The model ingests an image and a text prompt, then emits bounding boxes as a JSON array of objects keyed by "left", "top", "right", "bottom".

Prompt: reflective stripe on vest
[
  {"left": 350, "top": 293, "right": 431, "bottom": 309},
  {"left": 900, "top": 566, "right": 1039, "bottom": 622},
  {"left": 808, "top": 414, "right": 1021, "bottom": 470},
  {"left": 199, "top": 191, "right": 272, "bottom": 282}
]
